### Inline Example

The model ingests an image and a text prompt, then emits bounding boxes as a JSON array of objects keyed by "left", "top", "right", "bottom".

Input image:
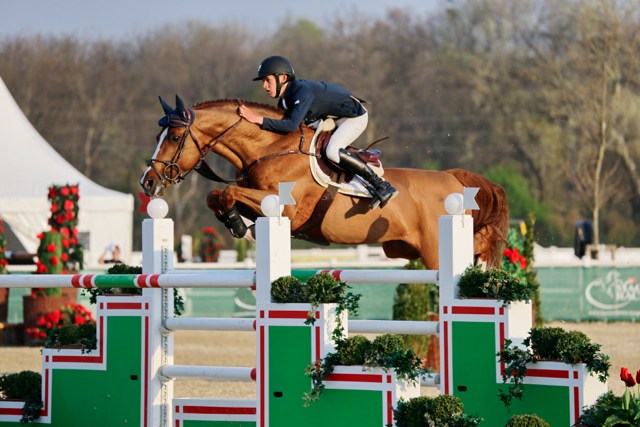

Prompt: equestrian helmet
[{"left": 253, "top": 55, "right": 295, "bottom": 81}]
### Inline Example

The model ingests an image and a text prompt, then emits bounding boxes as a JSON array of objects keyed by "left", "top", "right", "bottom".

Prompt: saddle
[{"left": 293, "top": 120, "right": 386, "bottom": 245}]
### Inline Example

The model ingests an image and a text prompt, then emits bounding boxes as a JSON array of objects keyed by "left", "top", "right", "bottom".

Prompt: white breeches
[{"left": 325, "top": 112, "right": 369, "bottom": 163}]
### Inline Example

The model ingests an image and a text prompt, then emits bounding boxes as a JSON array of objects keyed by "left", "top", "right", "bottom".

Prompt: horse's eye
[{"left": 170, "top": 134, "right": 180, "bottom": 142}]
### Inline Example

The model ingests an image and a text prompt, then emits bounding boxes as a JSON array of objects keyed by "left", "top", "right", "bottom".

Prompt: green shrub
[
  {"left": 45, "top": 322, "right": 97, "bottom": 351},
  {"left": 0, "top": 371, "right": 43, "bottom": 423},
  {"left": 271, "top": 275, "right": 305, "bottom": 303},
  {"left": 525, "top": 327, "right": 609, "bottom": 382},
  {"left": 458, "top": 265, "right": 535, "bottom": 305},
  {"left": 499, "top": 327, "right": 610, "bottom": 407},
  {"left": 337, "top": 335, "right": 370, "bottom": 365},
  {"left": 395, "top": 394, "right": 482, "bottom": 427},
  {"left": 505, "top": 414, "right": 550, "bottom": 427},
  {"left": 393, "top": 267, "right": 438, "bottom": 360}
]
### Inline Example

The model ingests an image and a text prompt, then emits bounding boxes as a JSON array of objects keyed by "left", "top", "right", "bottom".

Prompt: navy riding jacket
[{"left": 260, "top": 78, "right": 366, "bottom": 134}]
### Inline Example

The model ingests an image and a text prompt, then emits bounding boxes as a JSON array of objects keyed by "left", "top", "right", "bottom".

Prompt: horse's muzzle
[{"left": 139, "top": 170, "right": 164, "bottom": 198}]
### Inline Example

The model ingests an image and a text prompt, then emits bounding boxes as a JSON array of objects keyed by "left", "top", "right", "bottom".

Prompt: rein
[
  {"left": 196, "top": 122, "right": 319, "bottom": 185},
  {"left": 149, "top": 102, "right": 320, "bottom": 186}
]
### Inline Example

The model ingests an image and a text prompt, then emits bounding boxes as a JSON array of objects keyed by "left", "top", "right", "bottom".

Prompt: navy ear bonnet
[{"left": 158, "top": 95, "right": 194, "bottom": 127}]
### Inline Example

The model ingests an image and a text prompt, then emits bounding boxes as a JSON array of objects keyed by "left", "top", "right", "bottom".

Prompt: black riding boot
[{"left": 338, "top": 148, "right": 399, "bottom": 209}]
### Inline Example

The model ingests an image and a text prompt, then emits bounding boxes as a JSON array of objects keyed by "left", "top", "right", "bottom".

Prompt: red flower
[
  {"left": 61, "top": 253, "right": 69, "bottom": 262},
  {"left": 0, "top": 259, "right": 7, "bottom": 267},
  {"left": 62, "top": 239, "right": 69, "bottom": 248},
  {"left": 620, "top": 367, "right": 637, "bottom": 387},
  {"left": 59, "top": 187, "right": 70, "bottom": 197},
  {"left": 636, "top": 369, "right": 640, "bottom": 385},
  {"left": 36, "top": 264, "right": 47, "bottom": 273},
  {"left": 60, "top": 228, "right": 70, "bottom": 237},
  {"left": 50, "top": 256, "right": 59, "bottom": 266},
  {"left": 64, "top": 200, "right": 75, "bottom": 211},
  {"left": 48, "top": 188, "right": 57, "bottom": 198},
  {"left": 56, "top": 214, "right": 65, "bottom": 225},
  {"left": 519, "top": 256, "right": 527, "bottom": 269},
  {"left": 51, "top": 203, "right": 59, "bottom": 213},
  {"left": 37, "top": 233, "right": 44, "bottom": 240},
  {"left": 70, "top": 185, "right": 79, "bottom": 195},
  {"left": 46, "top": 243, "right": 57, "bottom": 252},
  {"left": 64, "top": 210, "right": 74, "bottom": 221}
]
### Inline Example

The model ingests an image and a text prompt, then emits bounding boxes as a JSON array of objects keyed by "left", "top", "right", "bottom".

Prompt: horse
[{"left": 139, "top": 96, "right": 509, "bottom": 269}]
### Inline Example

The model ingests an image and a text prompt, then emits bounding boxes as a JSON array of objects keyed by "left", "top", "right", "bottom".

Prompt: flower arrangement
[
  {"left": 0, "top": 218, "right": 7, "bottom": 275},
  {"left": 0, "top": 370, "right": 43, "bottom": 423},
  {"left": 25, "top": 302, "right": 95, "bottom": 342},
  {"left": 501, "top": 214, "right": 543, "bottom": 325},
  {"left": 46, "top": 184, "right": 83, "bottom": 273},
  {"left": 576, "top": 367, "right": 640, "bottom": 426},
  {"left": 457, "top": 264, "right": 536, "bottom": 306},
  {"left": 199, "top": 226, "right": 222, "bottom": 262},
  {"left": 394, "top": 394, "right": 482, "bottom": 426},
  {"left": 272, "top": 273, "right": 428, "bottom": 405},
  {"left": 498, "top": 327, "right": 610, "bottom": 407}
]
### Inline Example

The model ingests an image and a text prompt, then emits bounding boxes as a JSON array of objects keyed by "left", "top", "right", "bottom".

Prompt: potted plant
[
  {"left": 25, "top": 302, "right": 96, "bottom": 350},
  {"left": 0, "top": 370, "right": 43, "bottom": 423},
  {"left": 498, "top": 327, "right": 610, "bottom": 407},
  {"left": 393, "top": 394, "right": 482, "bottom": 426},
  {"left": 457, "top": 264, "right": 536, "bottom": 305},
  {"left": 505, "top": 414, "right": 549, "bottom": 427},
  {"left": 23, "top": 231, "right": 79, "bottom": 345},
  {"left": 575, "top": 367, "right": 640, "bottom": 426}
]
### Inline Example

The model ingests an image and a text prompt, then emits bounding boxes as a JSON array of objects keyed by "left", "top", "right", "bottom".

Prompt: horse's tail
[{"left": 446, "top": 168, "right": 510, "bottom": 268}]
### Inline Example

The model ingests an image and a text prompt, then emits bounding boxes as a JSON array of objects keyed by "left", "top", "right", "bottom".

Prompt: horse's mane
[{"left": 192, "top": 98, "right": 279, "bottom": 115}]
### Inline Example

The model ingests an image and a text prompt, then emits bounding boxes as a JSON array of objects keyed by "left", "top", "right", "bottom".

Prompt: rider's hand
[{"left": 238, "top": 104, "right": 263, "bottom": 126}]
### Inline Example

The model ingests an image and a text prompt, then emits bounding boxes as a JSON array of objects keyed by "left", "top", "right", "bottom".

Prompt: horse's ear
[
  {"left": 159, "top": 96, "right": 173, "bottom": 115},
  {"left": 175, "top": 95, "right": 186, "bottom": 114}
]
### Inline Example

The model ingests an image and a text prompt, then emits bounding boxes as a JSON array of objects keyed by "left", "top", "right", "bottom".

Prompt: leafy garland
[
  {"left": 0, "top": 218, "right": 7, "bottom": 274},
  {"left": 81, "top": 263, "right": 184, "bottom": 316},
  {"left": 271, "top": 273, "right": 429, "bottom": 406}
]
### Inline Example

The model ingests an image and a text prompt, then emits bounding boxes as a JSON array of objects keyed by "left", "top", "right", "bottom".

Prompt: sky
[{"left": 2, "top": 0, "right": 441, "bottom": 41}]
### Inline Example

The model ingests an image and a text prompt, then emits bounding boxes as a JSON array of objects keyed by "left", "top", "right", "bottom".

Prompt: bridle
[{"left": 146, "top": 108, "right": 242, "bottom": 186}]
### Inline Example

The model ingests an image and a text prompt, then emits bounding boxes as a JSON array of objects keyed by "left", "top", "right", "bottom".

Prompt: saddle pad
[{"left": 308, "top": 125, "right": 383, "bottom": 199}]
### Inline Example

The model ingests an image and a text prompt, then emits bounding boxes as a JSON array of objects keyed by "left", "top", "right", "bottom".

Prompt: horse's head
[{"left": 139, "top": 95, "right": 204, "bottom": 197}]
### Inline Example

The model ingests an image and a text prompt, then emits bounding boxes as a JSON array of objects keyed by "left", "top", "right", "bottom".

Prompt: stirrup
[{"left": 370, "top": 184, "right": 399, "bottom": 209}]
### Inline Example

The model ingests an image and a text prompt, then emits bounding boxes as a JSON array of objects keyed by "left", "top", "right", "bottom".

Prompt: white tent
[{"left": 0, "top": 77, "right": 134, "bottom": 266}]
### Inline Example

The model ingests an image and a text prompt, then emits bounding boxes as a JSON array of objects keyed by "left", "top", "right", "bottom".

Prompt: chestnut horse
[{"left": 140, "top": 96, "right": 509, "bottom": 269}]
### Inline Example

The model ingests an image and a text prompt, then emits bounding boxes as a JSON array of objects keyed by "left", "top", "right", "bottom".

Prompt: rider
[{"left": 238, "top": 55, "right": 398, "bottom": 209}]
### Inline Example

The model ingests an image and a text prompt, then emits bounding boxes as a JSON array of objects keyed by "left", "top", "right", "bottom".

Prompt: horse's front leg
[{"left": 206, "top": 187, "right": 278, "bottom": 238}]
